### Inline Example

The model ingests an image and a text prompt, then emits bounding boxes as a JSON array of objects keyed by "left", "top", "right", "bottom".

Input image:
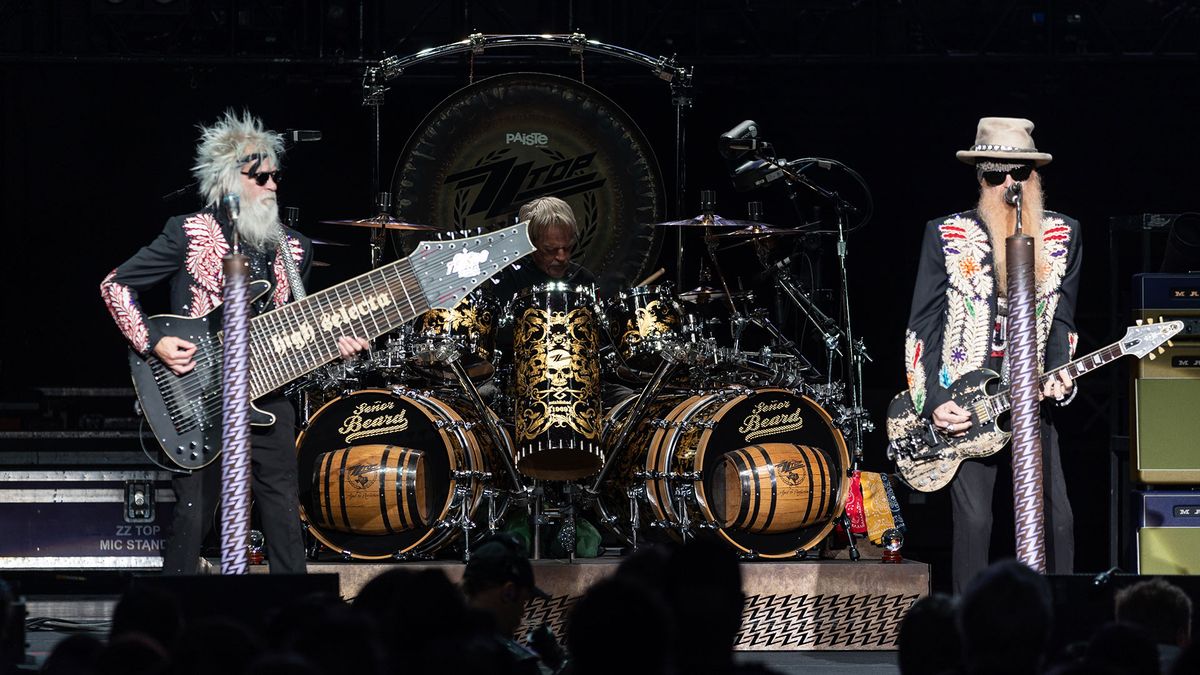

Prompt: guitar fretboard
[
  {"left": 247, "top": 259, "right": 429, "bottom": 398},
  {"left": 991, "top": 343, "right": 1126, "bottom": 414}
]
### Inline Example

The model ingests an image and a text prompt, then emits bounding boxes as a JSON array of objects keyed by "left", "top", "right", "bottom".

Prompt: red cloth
[{"left": 844, "top": 470, "right": 868, "bottom": 534}]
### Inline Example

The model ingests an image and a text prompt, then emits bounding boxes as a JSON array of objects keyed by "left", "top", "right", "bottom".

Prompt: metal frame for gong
[{"left": 361, "top": 31, "right": 694, "bottom": 282}]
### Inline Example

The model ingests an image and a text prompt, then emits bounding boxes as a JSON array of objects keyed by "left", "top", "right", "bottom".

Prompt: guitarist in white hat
[{"left": 903, "top": 117, "right": 1079, "bottom": 592}]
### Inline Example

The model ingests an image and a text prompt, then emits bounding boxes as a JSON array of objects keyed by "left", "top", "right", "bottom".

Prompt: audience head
[
  {"left": 662, "top": 537, "right": 745, "bottom": 672},
  {"left": 461, "top": 533, "right": 549, "bottom": 637},
  {"left": 110, "top": 584, "right": 183, "bottom": 649},
  {"left": 41, "top": 633, "right": 104, "bottom": 675},
  {"left": 567, "top": 575, "right": 674, "bottom": 675},
  {"left": 898, "top": 593, "right": 962, "bottom": 675},
  {"left": 1116, "top": 579, "right": 1193, "bottom": 648},
  {"left": 958, "top": 559, "right": 1054, "bottom": 675},
  {"left": 1084, "top": 621, "right": 1161, "bottom": 675}
]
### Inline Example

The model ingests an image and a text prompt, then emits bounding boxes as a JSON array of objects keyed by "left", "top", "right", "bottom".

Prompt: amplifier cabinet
[
  {"left": 0, "top": 469, "right": 175, "bottom": 569},
  {"left": 1132, "top": 273, "right": 1200, "bottom": 484},
  {"left": 1137, "top": 491, "right": 1200, "bottom": 574}
]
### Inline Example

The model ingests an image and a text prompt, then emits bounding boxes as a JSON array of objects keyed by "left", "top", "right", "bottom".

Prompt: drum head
[
  {"left": 693, "top": 389, "right": 851, "bottom": 558},
  {"left": 391, "top": 72, "right": 664, "bottom": 291},
  {"left": 296, "top": 389, "right": 463, "bottom": 559}
]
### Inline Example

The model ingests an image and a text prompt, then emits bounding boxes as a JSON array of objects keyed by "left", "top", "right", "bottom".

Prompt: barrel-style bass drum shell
[
  {"left": 296, "top": 389, "right": 512, "bottom": 559},
  {"left": 511, "top": 283, "right": 604, "bottom": 480},
  {"left": 598, "top": 387, "right": 850, "bottom": 558}
]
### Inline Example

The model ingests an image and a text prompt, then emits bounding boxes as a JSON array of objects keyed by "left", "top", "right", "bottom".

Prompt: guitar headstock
[
  {"left": 409, "top": 222, "right": 536, "bottom": 309},
  {"left": 1120, "top": 318, "right": 1185, "bottom": 359}
]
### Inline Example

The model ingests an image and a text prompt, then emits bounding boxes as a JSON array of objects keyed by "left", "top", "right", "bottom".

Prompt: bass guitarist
[
  {"left": 100, "top": 111, "right": 369, "bottom": 574},
  {"left": 903, "top": 117, "right": 1079, "bottom": 592}
]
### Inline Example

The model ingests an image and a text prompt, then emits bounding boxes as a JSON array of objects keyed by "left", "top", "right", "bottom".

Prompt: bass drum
[
  {"left": 296, "top": 389, "right": 512, "bottom": 560},
  {"left": 597, "top": 387, "right": 850, "bottom": 558}
]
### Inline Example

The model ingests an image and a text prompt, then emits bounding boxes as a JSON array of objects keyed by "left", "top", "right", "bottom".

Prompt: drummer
[{"left": 491, "top": 196, "right": 596, "bottom": 301}]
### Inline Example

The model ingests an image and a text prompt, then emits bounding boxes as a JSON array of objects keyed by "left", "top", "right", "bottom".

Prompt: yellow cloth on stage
[{"left": 860, "top": 471, "right": 897, "bottom": 545}]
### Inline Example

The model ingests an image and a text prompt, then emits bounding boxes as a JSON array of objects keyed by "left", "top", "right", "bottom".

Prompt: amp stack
[{"left": 1132, "top": 273, "right": 1200, "bottom": 574}]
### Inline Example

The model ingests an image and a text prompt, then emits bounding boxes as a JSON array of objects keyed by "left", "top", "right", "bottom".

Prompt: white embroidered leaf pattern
[
  {"left": 183, "top": 213, "right": 228, "bottom": 298},
  {"left": 938, "top": 217, "right": 993, "bottom": 384},
  {"left": 904, "top": 330, "right": 926, "bottom": 414},
  {"left": 1034, "top": 216, "right": 1071, "bottom": 360},
  {"left": 101, "top": 270, "right": 150, "bottom": 353}
]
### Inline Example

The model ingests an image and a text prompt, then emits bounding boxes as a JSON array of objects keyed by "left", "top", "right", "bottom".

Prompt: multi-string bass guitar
[{"left": 129, "top": 225, "right": 535, "bottom": 470}]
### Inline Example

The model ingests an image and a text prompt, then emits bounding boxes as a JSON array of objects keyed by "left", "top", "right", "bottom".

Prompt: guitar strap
[
  {"left": 995, "top": 295, "right": 1011, "bottom": 385},
  {"left": 276, "top": 227, "right": 308, "bottom": 301}
]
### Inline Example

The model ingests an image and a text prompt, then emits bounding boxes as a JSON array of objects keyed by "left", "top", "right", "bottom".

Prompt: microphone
[
  {"left": 223, "top": 194, "right": 241, "bottom": 224},
  {"left": 718, "top": 120, "right": 761, "bottom": 159},
  {"left": 1004, "top": 181, "right": 1023, "bottom": 206},
  {"left": 758, "top": 255, "right": 793, "bottom": 280},
  {"left": 284, "top": 129, "right": 322, "bottom": 143}
]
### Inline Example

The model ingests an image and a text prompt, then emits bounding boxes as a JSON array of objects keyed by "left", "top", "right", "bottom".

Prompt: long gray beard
[
  {"left": 977, "top": 178, "right": 1046, "bottom": 293},
  {"left": 237, "top": 195, "right": 282, "bottom": 250}
]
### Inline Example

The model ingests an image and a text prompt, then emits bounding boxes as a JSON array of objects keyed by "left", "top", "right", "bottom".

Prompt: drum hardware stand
[
  {"left": 438, "top": 343, "right": 525, "bottom": 492},
  {"left": 529, "top": 482, "right": 581, "bottom": 562},
  {"left": 838, "top": 512, "right": 861, "bottom": 562},
  {"left": 369, "top": 191, "right": 390, "bottom": 269},
  {"left": 588, "top": 346, "right": 685, "bottom": 496}
]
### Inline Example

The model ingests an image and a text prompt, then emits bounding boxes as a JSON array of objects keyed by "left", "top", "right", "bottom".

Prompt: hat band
[{"left": 970, "top": 143, "right": 1039, "bottom": 153}]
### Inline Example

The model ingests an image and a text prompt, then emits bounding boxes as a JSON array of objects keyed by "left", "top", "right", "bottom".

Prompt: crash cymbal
[
  {"left": 652, "top": 213, "right": 771, "bottom": 229},
  {"left": 678, "top": 285, "right": 726, "bottom": 303},
  {"left": 705, "top": 224, "right": 806, "bottom": 239},
  {"left": 310, "top": 238, "right": 351, "bottom": 247},
  {"left": 319, "top": 215, "right": 439, "bottom": 231}
]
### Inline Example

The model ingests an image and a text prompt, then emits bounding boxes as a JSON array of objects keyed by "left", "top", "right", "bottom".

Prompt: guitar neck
[
  {"left": 247, "top": 258, "right": 430, "bottom": 398},
  {"left": 991, "top": 342, "right": 1126, "bottom": 412}
]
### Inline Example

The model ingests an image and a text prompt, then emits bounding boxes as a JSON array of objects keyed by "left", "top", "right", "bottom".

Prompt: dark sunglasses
[
  {"left": 242, "top": 170, "right": 282, "bottom": 186},
  {"left": 980, "top": 165, "right": 1034, "bottom": 186}
]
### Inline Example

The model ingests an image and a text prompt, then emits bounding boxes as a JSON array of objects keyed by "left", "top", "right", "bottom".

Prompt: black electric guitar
[
  {"left": 129, "top": 224, "right": 535, "bottom": 470},
  {"left": 886, "top": 320, "right": 1183, "bottom": 492}
]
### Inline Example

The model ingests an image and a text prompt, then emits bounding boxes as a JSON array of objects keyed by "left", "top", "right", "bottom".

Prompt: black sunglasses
[
  {"left": 242, "top": 170, "right": 282, "bottom": 186},
  {"left": 980, "top": 165, "right": 1034, "bottom": 186}
]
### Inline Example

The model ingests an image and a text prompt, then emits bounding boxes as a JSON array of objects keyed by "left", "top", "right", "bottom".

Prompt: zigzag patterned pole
[
  {"left": 220, "top": 198, "right": 252, "bottom": 575},
  {"left": 1005, "top": 185, "right": 1046, "bottom": 573}
]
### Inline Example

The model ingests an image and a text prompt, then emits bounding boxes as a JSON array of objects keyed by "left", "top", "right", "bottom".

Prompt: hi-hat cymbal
[
  {"left": 319, "top": 215, "right": 438, "bottom": 231},
  {"left": 678, "top": 285, "right": 755, "bottom": 304},
  {"left": 652, "top": 213, "right": 771, "bottom": 229}
]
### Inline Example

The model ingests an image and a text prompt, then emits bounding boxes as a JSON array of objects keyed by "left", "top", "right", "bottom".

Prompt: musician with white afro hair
[{"left": 100, "top": 109, "right": 369, "bottom": 575}]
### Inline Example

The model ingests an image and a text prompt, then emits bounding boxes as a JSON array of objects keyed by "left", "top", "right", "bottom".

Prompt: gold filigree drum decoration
[
  {"left": 605, "top": 285, "right": 684, "bottom": 370},
  {"left": 408, "top": 287, "right": 499, "bottom": 381},
  {"left": 512, "top": 282, "right": 604, "bottom": 480}
]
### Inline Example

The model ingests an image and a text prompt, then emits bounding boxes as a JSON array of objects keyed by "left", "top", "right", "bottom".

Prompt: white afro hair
[{"left": 191, "top": 109, "right": 284, "bottom": 206}]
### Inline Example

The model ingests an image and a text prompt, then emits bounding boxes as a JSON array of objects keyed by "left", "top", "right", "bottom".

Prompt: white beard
[{"left": 237, "top": 194, "right": 281, "bottom": 250}]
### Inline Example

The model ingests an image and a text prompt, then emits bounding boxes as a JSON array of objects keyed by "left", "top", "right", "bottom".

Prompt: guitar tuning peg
[
  {"left": 1168, "top": 340, "right": 1175, "bottom": 348},
  {"left": 1136, "top": 319, "right": 1144, "bottom": 326},
  {"left": 1159, "top": 315, "right": 1165, "bottom": 322},
  {"left": 1158, "top": 347, "right": 1166, "bottom": 354},
  {"left": 1147, "top": 317, "right": 1156, "bottom": 324},
  {"left": 1148, "top": 353, "right": 1157, "bottom": 360}
]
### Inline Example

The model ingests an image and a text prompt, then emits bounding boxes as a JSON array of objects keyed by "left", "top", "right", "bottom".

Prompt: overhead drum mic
[{"left": 718, "top": 120, "right": 761, "bottom": 159}]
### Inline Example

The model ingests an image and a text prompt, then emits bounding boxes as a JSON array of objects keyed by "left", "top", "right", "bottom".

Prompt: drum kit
[
  {"left": 291, "top": 32, "right": 874, "bottom": 563},
  {"left": 293, "top": 206, "right": 861, "bottom": 563}
]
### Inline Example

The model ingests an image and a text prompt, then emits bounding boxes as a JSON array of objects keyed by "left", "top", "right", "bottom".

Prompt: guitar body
[
  {"left": 887, "top": 369, "right": 1012, "bottom": 492},
  {"left": 129, "top": 280, "right": 274, "bottom": 470}
]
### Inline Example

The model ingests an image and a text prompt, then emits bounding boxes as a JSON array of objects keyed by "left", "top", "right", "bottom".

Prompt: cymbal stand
[
  {"left": 437, "top": 344, "right": 525, "bottom": 494},
  {"left": 588, "top": 345, "right": 685, "bottom": 495},
  {"left": 369, "top": 191, "right": 390, "bottom": 269}
]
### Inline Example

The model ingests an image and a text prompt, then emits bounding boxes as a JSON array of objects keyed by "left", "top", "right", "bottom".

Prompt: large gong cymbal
[{"left": 391, "top": 72, "right": 665, "bottom": 291}]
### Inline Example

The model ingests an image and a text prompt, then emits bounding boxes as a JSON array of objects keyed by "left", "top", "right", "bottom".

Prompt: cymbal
[
  {"left": 310, "top": 238, "right": 351, "bottom": 247},
  {"left": 312, "top": 260, "right": 331, "bottom": 268},
  {"left": 678, "top": 286, "right": 755, "bottom": 304},
  {"left": 705, "top": 225, "right": 806, "bottom": 239},
  {"left": 319, "top": 215, "right": 438, "bottom": 231},
  {"left": 652, "top": 213, "right": 772, "bottom": 229}
]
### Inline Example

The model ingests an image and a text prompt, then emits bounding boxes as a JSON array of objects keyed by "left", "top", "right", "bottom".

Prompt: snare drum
[
  {"left": 606, "top": 285, "right": 684, "bottom": 370},
  {"left": 597, "top": 387, "right": 850, "bottom": 558},
  {"left": 511, "top": 282, "right": 604, "bottom": 480},
  {"left": 295, "top": 389, "right": 513, "bottom": 559}
]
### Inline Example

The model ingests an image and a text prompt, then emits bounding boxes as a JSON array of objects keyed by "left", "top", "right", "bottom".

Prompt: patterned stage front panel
[{"left": 306, "top": 559, "right": 929, "bottom": 651}]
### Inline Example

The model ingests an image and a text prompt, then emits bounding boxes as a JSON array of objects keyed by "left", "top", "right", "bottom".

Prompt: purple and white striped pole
[
  {"left": 1005, "top": 183, "right": 1046, "bottom": 573},
  {"left": 220, "top": 195, "right": 253, "bottom": 575}
]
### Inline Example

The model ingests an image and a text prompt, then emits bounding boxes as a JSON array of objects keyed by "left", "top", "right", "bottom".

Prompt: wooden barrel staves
[
  {"left": 311, "top": 445, "right": 428, "bottom": 535},
  {"left": 711, "top": 443, "right": 835, "bottom": 534}
]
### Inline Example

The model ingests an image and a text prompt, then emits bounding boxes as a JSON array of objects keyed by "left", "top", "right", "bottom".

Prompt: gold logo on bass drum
[
  {"left": 739, "top": 400, "right": 805, "bottom": 441},
  {"left": 338, "top": 400, "right": 410, "bottom": 443}
]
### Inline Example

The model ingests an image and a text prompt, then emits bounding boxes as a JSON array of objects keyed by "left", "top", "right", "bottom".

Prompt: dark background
[{"left": 3, "top": 1, "right": 1198, "bottom": 589}]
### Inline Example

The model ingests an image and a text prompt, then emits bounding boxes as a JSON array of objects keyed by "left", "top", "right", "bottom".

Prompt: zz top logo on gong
[{"left": 446, "top": 150, "right": 606, "bottom": 220}]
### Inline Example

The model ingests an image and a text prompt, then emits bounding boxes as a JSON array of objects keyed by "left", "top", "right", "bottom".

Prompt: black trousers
[
  {"left": 162, "top": 396, "right": 307, "bottom": 574},
  {"left": 949, "top": 419, "right": 1074, "bottom": 594}
]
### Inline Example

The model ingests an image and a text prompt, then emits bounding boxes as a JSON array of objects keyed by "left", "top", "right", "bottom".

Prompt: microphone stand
[{"left": 760, "top": 159, "right": 873, "bottom": 466}]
